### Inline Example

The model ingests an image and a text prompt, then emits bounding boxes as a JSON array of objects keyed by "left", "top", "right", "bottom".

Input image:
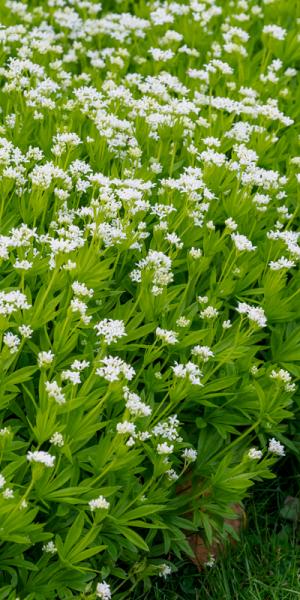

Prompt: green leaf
[{"left": 116, "top": 526, "right": 149, "bottom": 552}]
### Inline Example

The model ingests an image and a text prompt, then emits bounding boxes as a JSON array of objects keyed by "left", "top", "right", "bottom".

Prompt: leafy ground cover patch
[
  {"left": 0, "top": 0, "right": 299, "bottom": 598},
  {"left": 135, "top": 471, "right": 300, "bottom": 600}
]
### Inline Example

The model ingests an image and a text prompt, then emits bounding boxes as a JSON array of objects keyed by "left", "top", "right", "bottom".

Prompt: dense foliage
[{"left": 0, "top": 0, "right": 299, "bottom": 598}]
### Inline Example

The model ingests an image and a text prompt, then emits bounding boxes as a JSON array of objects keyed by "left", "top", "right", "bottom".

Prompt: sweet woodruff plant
[{"left": 0, "top": 0, "right": 299, "bottom": 598}]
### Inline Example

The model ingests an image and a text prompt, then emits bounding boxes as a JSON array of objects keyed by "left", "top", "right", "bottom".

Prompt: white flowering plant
[{"left": 0, "top": 0, "right": 299, "bottom": 598}]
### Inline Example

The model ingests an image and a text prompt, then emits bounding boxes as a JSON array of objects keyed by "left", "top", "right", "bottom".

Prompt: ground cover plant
[
  {"left": 133, "top": 466, "right": 300, "bottom": 599},
  {"left": 0, "top": 0, "right": 299, "bottom": 598}
]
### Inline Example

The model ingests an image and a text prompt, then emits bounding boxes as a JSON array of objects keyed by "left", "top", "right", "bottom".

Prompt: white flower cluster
[
  {"left": 263, "top": 24, "right": 287, "bottom": 40},
  {"left": 27, "top": 450, "right": 55, "bottom": 468},
  {"left": 199, "top": 306, "right": 219, "bottom": 320},
  {"left": 45, "top": 380, "right": 66, "bottom": 405},
  {"left": 269, "top": 257, "right": 296, "bottom": 271},
  {"left": 96, "top": 581, "right": 111, "bottom": 600},
  {"left": 268, "top": 438, "right": 285, "bottom": 457},
  {"left": 182, "top": 448, "right": 198, "bottom": 462},
  {"left": 38, "top": 350, "right": 54, "bottom": 368},
  {"left": 172, "top": 361, "right": 203, "bottom": 385},
  {"left": 42, "top": 541, "right": 57, "bottom": 554},
  {"left": 71, "top": 281, "right": 94, "bottom": 298},
  {"left": 94, "top": 319, "right": 126, "bottom": 344},
  {"left": 70, "top": 281, "right": 93, "bottom": 325},
  {"left": 123, "top": 387, "right": 152, "bottom": 417},
  {"left": 158, "top": 564, "right": 172, "bottom": 578},
  {"left": 0, "top": 290, "right": 31, "bottom": 316},
  {"left": 153, "top": 415, "right": 181, "bottom": 441},
  {"left": 89, "top": 495, "right": 110, "bottom": 511},
  {"left": 130, "top": 250, "right": 173, "bottom": 295},
  {"left": 231, "top": 233, "right": 256, "bottom": 252},
  {"left": 19, "top": 325, "right": 33, "bottom": 338},
  {"left": 50, "top": 432, "right": 64, "bottom": 447},
  {"left": 156, "top": 327, "right": 178, "bottom": 345},
  {"left": 270, "top": 369, "right": 296, "bottom": 392},
  {"left": 3, "top": 332, "right": 20, "bottom": 354},
  {"left": 61, "top": 369, "right": 81, "bottom": 385},
  {"left": 191, "top": 345, "right": 214, "bottom": 362},
  {"left": 157, "top": 442, "right": 174, "bottom": 455},
  {"left": 96, "top": 355, "right": 135, "bottom": 382},
  {"left": 236, "top": 302, "right": 267, "bottom": 328},
  {"left": 248, "top": 448, "right": 263, "bottom": 460},
  {"left": 116, "top": 421, "right": 136, "bottom": 436}
]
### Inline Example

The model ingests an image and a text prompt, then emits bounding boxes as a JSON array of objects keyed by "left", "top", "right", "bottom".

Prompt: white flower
[
  {"left": 222, "top": 320, "right": 232, "bottom": 329},
  {"left": 14, "top": 259, "right": 32, "bottom": 270},
  {"left": 0, "top": 428, "right": 10, "bottom": 437},
  {"left": 96, "top": 581, "right": 111, "bottom": 599},
  {"left": 182, "top": 448, "right": 197, "bottom": 462},
  {"left": 206, "top": 220, "right": 215, "bottom": 231},
  {"left": 263, "top": 24, "right": 286, "bottom": 40},
  {"left": 137, "top": 431, "right": 151, "bottom": 442},
  {"left": 191, "top": 345, "right": 214, "bottom": 362},
  {"left": 156, "top": 327, "right": 178, "bottom": 345},
  {"left": 71, "top": 281, "right": 94, "bottom": 297},
  {"left": 94, "top": 319, "right": 126, "bottom": 344},
  {"left": 126, "top": 436, "right": 135, "bottom": 447},
  {"left": 268, "top": 438, "right": 285, "bottom": 457},
  {"left": 197, "top": 296, "right": 208, "bottom": 304},
  {"left": 3, "top": 488, "right": 14, "bottom": 499},
  {"left": 61, "top": 369, "right": 81, "bottom": 385},
  {"left": 38, "top": 351, "right": 54, "bottom": 368},
  {"left": 3, "top": 332, "right": 20, "bottom": 354},
  {"left": 269, "top": 368, "right": 295, "bottom": 391},
  {"left": 130, "top": 250, "right": 173, "bottom": 294},
  {"left": 176, "top": 316, "right": 190, "bottom": 327},
  {"left": 63, "top": 260, "right": 77, "bottom": 271},
  {"left": 45, "top": 381, "right": 66, "bottom": 405},
  {"left": 189, "top": 247, "right": 202, "bottom": 258},
  {"left": 71, "top": 359, "right": 90, "bottom": 371},
  {"left": 205, "top": 554, "right": 216, "bottom": 568},
  {"left": 157, "top": 442, "right": 174, "bottom": 455},
  {"left": 42, "top": 541, "right": 57, "bottom": 554},
  {"left": 153, "top": 415, "right": 180, "bottom": 441},
  {"left": 70, "top": 298, "right": 91, "bottom": 324},
  {"left": 270, "top": 368, "right": 291, "bottom": 384},
  {"left": 165, "top": 232, "right": 183, "bottom": 249},
  {"left": 158, "top": 564, "right": 172, "bottom": 578},
  {"left": 96, "top": 355, "right": 135, "bottom": 382},
  {"left": 0, "top": 290, "right": 31, "bottom": 316},
  {"left": 0, "top": 474, "right": 6, "bottom": 489},
  {"left": 27, "top": 450, "right": 55, "bottom": 468},
  {"left": 231, "top": 233, "right": 256, "bottom": 252},
  {"left": 225, "top": 217, "right": 238, "bottom": 231},
  {"left": 50, "top": 432, "right": 64, "bottom": 447},
  {"left": 166, "top": 469, "right": 179, "bottom": 481},
  {"left": 236, "top": 302, "right": 267, "bottom": 328},
  {"left": 248, "top": 448, "right": 263, "bottom": 460},
  {"left": 18, "top": 325, "right": 33, "bottom": 338},
  {"left": 200, "top": 306, "right": 219, "bottom": 319},
  {"left": 123, "top": 387, "right": 152, "bottom": 417},
  {"left": 116, "top": 421, "right": 136, "bottom": 435},
  {"left": 269, "top": 257, "right": 295, "bottom": 270},
  {"left": 172, "top": 361, "right": 202, "bottom": 386},
  {"left": 89, "top": 496, "right": 110, "bottom": 511},
  {"left": 149, "top": 48, "right": 174, "bottom": 62}
]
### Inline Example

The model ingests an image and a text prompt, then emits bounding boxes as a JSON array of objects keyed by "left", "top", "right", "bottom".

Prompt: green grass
[{"left": 133, "top": 472, "right": 300, "bottom": 600}]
